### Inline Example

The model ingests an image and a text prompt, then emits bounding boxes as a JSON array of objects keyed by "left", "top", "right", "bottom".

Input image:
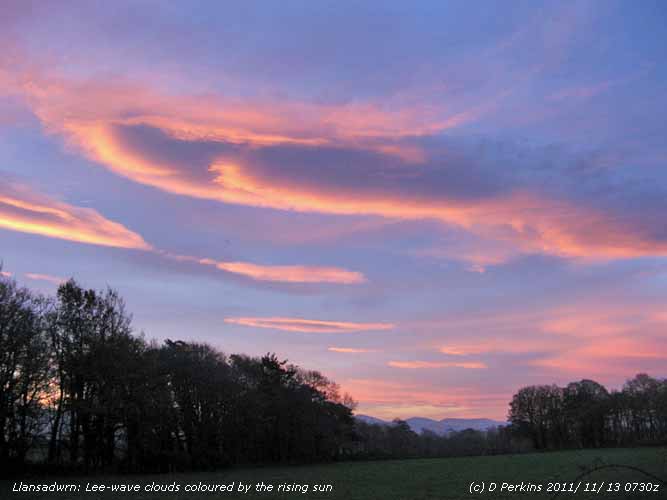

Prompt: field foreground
[{"left": 2, "top": 448, "right": 665, "bottom": 500}]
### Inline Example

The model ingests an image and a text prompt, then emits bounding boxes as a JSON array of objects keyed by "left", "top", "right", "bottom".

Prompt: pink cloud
[
  {"left": 25, "top": 273, "right": 65, "bottom": 285},
  {"left": 388, "top": 360, "right": 487, "bottom": 369},
  {"left": 165, "top": 252, "right": 365, "bottom": 285},
  {"left": 0, "top": 182, "right": 151, "bottom": 250},
  {"left": 213, "top": 261, "right": 364, "bottom": 284},
  {"left": 328, "top": 347, "right": 377, "bottom": 353},
  {"left": 225, "top": 316, "right": 395, "bottom": 333}
]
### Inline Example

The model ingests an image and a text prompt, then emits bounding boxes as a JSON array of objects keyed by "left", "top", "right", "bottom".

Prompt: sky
[{"left": 1, "top": 0, "right": 666, "bottom": 421}]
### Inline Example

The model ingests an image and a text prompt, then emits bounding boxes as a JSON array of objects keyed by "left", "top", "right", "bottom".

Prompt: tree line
[
  {"left": 352, "top": 373, "right": 667, "bottom": 460},
  {"left": 1, "top": 271, "right": 665, "bottom": 474},
  {"left": 0, "top": 274, "right": 355, "bottom": 473},
  {"left": 508, "top": 376, "right": 667, "bottom": 450}
]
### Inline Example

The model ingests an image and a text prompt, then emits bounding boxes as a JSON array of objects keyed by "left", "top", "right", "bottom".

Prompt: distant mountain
[
  {"left": 355, "top": 414, "right": 389, "bottom": 426},
  {"left": 404, "top": 417, "right": 443, "bottom": 434},
  {"left": 408, "top": 417, "right": 505, "bottom": 435},
  {"left": 355, "top": 415, "right": 505, "bottom": 435}
]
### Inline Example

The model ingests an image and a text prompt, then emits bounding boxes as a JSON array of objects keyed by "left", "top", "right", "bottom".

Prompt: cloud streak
[
  {"left": 388, "top": 360, "right": 487, "bottom": 369},
  {"left": 328, "top": 347, "right": 376, "bottom": 353},
  {"left": 0, "top": 182, "right": 151, "bottom": 250},
  {"left": 211, "top": 260, "right": 364, "bottom": 284},
  {"left": 0, "top": 183, "right": 365, "bottom": 286},
  {"left": 165, "top": 253, "right": 364, "bottom": 284},
  {"left": 225, "top": 317, "right": 394, "bottom": 333},
  {"left": 25, "top": 273, "right": 65, "bottom": 285}
]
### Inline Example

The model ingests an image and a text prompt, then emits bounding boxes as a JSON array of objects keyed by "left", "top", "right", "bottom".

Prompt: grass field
[{"left": 2, "top": 448, "right": 665, "bottom": 500}]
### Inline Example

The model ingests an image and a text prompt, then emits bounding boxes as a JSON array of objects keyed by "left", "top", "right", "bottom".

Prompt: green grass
[{"left": 2, "top": 448, "right": 665, "bottom": 500}]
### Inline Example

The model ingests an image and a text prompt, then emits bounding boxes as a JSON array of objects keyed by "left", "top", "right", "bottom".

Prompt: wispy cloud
[
  {"left": 206, "top": 260, "right": 364, "bottom": 284},
  {"left": 328, "top": 347, "right": 377, "bottom": 353},
  {"left": 0, "top": 183, "right": 151, "bottom": 250},
  {"left": 74, "top": 119, "right": 667, "bottom": 261},
  {"left": 440, "top": 345, "right": 491, "bottom": 356},
  {"left": 225, "top": 317, "right": 394, "bottom": 333},
  {"left": 25, "top": 273, "right": 65, "bottom": 285},
  {"left": 0, "top": 183, "right": 364, "bottom": 286},
  {"left": 388, "top": 360, "right": 487, "bottom": 369},
  {"left": 165, "top": 253, "right": 364, "bottom": 284}
]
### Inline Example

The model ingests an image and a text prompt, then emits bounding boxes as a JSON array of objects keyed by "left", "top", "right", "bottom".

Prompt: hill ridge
[{"left": 355, "top": 414, "right": 506, "bottom": 435}]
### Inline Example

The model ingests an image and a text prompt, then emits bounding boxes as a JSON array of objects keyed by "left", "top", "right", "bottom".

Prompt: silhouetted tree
[
  {"left": 563, "top": 379, "right": 609, "bottom": 448},
  {"left": 508, "top": 375, "right": 667, "bottom": 450},
  {"left": 508, "top": 385, "right": 563, "bottom": 449},
  {"left": 159, "top": 340, "right": 233, "bottom": 468},
  {"left": 0, "top": 273, "right": 50, "bottom": 470},
  {"left": 47, "top": 280, "right": 137, "bottom": 470}
]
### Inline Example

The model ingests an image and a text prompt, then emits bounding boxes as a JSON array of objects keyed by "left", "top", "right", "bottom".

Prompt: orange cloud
[
  {"left": 165, "top": 253, "right": 364, "bottom": 284},
  {"left": 0, "top": 184, "right": 151, "bottom": 250},
  {"left": 25, "top": 273, "right": 65, "bottom": 285},
  {"left": 440, "top": 344, "right": 494, "bottom": 356},
  {"left": 10, "top": 72, "right": 442, "bottom": 164},
  {"left": 328, "top": 347, "right": 376, "bottom": 353},
  {"left": 225, "top": 317, "right": 394, "bottom": 333},
  {"left": 388, "top": 360, "right": 487, "bottom": 369},
  {"left": 69, "top": 124, "right": 667, "bottom": 261},
  {"left": 0, "top": 184, "right": 364, "bottom": 286},
  {"left": 6, "top": 68, "right": 667, "bottom": 262},
  {"left": 214, "top": 261, "right": 364, "bottom": 284},
  {"left": 0, "top": 271, "right": 12, "bottom": 278},
  {"left": 212, "top": 163, "right": 667, "bottom": 260}
]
